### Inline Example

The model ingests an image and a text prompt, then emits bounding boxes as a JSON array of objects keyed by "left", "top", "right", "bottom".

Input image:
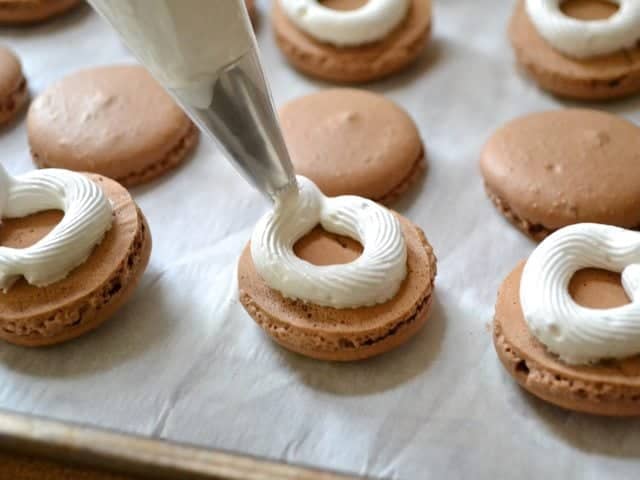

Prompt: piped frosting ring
[
  {"left": 520, "top": 223, "right": 640, "bottom": 365},
  {"left": 251, "top": 176, "right": 407, "bottom": 309},
  {"left": 0, "top": 167, "right": 113, "bottom": 291},
  {"left": 280, "top": 0, "right": 410, "bottom": 47},
  {"left": 526, "top": 0, "right": 640, "bottom": 58}
]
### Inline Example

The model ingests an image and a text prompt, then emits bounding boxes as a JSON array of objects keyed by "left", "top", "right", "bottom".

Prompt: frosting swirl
[
  {"left": 0, "top": 166, "right": 113, "bottom": 291},
  {"left": 280, "top": 0, "right": 410, "bottom": 47},
  {"left": 520, "top": 223, "right": 640, "bottom": 365},
  {"left": 526, "top": 0, "right": 640, "bottom": 59},
  {"left": 251, "top": 176, "right": 407, "bottom": 309}
]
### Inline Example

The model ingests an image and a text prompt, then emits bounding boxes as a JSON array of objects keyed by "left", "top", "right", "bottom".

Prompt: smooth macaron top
[
  {"left": 280, "top": 88, "right": 423, "bottom": 200},
  {"left": 0, "top": 45, "right": 24, "bottom": 95},
  {"left": 481, "top": 109, "right": 640, "bottom": 230},
  {"left": 27, "top": 65, "right": 193, "bottom": 181}
]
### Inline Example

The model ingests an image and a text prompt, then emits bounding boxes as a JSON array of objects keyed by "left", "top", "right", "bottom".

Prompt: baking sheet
[{"left": 1, "top": 1, "right": 640, "bottom": 478}]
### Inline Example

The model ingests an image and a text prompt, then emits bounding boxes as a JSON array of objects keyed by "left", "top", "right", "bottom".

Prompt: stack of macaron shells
[
  {"left": 272, "top": 0, "right": 432, "bottom": 83},
  {"left": 510, "top": 0, "right": 640, "bottom": 100}
]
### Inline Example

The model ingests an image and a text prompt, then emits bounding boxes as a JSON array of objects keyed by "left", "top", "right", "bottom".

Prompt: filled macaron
[
  {"left": 0, "top": 166, "right": 151, "bottom": 346},
  {"left": 273, "top": 0, "right": 432, "bottom": 83},
  {"left": 510, "top": 0, "right": 640, "bottom": 100},
  {"left": 494, "top": 222, "right": 640, "bottom": 415},
  {"left": 238, "top": 176, "right": 436, "bottom": 361}
]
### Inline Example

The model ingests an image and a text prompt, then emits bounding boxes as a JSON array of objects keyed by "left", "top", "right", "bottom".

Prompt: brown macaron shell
[
  {"left": 480, "top": 109, "right": 640, "bottom": 241},
  {"left": 238, "top": 214, "right": 437, "bottom": 361},
  {"left": 0, "top": 0, "right": 81, "bottom": 25},
  {"left": 280, "top": 89, "right": 425, "bottom": 203},
  {"left": 272, "top": 0, "right": 432, "bottom": 83},
  {"left": 0, "top": 174, "right": 151, "bottom": 347},
  {"left": 0, "top": 45, "right": 28, "bottom": 125},
  {"left": 27, "top": 65, "right": 198, "bottom": 187},
  {"left": 509, "top": 0, "right": 640, "bottom": 101},
  {"left": 494, "top": 262, "right": 640, "bottom": 416}
]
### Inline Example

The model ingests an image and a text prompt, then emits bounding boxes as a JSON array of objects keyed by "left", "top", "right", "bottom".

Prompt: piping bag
[{"left": 87, "top": 0, "right": 297, "bottom": 200}]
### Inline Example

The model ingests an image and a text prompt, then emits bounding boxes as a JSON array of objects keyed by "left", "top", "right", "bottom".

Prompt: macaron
[
  {"left": 238, "top": 213, "right": 437, "bottom": 361},
  {"left": 0, "top": 174, "right": 151, "bottom": 347},
  {"left": 27, "top": 65, "right": 198, "bottom": 187},
  {"left": 480, "top": 109, "right": 640, "bottom": 241},
  {"left": 272, "top": 0, "right": 432, "bottom": 83},
  {"left": 493, "top": 262, "right": 640, "bottom": 416},
  {"left": 0, "top": 45, "right": 28, "bottom": 126},
  {"left": 0, "top": 0, "right": 81, "bottom": 25},
  {"left": 509, "top": 0, "right": 640, "bottom": 100},
  {"left": 279, "top": 89, "right": 425, "bottom": 204}
]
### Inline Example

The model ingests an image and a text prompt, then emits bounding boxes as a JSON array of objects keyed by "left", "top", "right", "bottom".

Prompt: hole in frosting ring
[
  {"left": 294, "top": 225, "right": 363, "bottom": 266},
  {"left": 0, "top": 210, "right": 64, "bottom": 249},
  {"left": 251, "top": 175, "right": 407, "bottom": 309},
  {"left": 561, "top": 0, "right": 619, "bottom": 21},
  {"left": 526, "top": 0, "right": 640, "bottom": 58},
  {"left": 569, "top": 268, "right": 631, "bottom": 309},
  {"left": 320, "top": 0, "right": 369, "bottom": 11}
]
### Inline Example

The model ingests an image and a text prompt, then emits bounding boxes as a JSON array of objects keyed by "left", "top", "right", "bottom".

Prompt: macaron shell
[
  {"left": 480, "top": 109, "right": 640, "bottom": 237},
  {"left": 493, "top": 262, "right": 640, "bottom": 416},
  {"left": 238, "top": 214, "right": 437, "bottom": 361},
  {"left": 0, "top": 0, "right": 82, "bottom": 24},
  {"left": 280, "top": 89, "right": 424, "bottom": 202},
  {"left": 0, "top": 45, "right": 28, "bottom": 125},
  {"left": 509, "top": 0, "right": 640, "bottom": 100},
  {"left": 27, "top": 65, "right": 197, "bottom": 187},
  {"left": 272, "top": 0, "right": 431, "bottom": 83},
  {"left": 0, "top": 174, "right": 151, "bottom": 346}
]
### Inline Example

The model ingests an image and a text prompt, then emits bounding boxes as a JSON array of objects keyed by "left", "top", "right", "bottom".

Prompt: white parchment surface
[{"left": 1, "top": 1, "right": 640, "bottom": 478}]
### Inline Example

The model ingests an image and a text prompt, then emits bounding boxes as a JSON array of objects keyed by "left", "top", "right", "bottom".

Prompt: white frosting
[
  {"left": 526, "top": 0, "right": 640, "bottom": 59},
  {"left": 0, "top": 166, "right": 113, "bottom": 291},
  {"left": 520, "top": 223, "right": 640, "bottom": 365},
  {"left": 280, "top": 0, "right": 410, "bottom": 47},
  {"left": 251, "top": 176, "right": 407, "bottom": 309},
  {"left": 88, "top": 0, "right": 252, "bottom": 108}
]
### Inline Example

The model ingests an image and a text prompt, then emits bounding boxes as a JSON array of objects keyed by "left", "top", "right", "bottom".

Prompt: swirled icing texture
[
  {"left": 280, "top": 0, "right": 410, "bottom": 47},
  {"left": 251, "top": 176, "right": 407, "bottom": 309},
  {"left": 0, "top": 166, "right": 113, "bottom": 291},
  {"left": 526, "top": 0, "right": 640, "bottom": 59},
  {"left": 520, "top": 223, "right": 640, "bottom": 365}
]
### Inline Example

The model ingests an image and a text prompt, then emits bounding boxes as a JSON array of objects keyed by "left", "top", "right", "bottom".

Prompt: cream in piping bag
[{"left": 88, "top": 0, "right": 296, "bottom": 199}]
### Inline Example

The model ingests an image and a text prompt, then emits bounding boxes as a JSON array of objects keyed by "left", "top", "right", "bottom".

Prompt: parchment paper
[{"left": 1, "top": 1, "right": 640, "bottom": 478}]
